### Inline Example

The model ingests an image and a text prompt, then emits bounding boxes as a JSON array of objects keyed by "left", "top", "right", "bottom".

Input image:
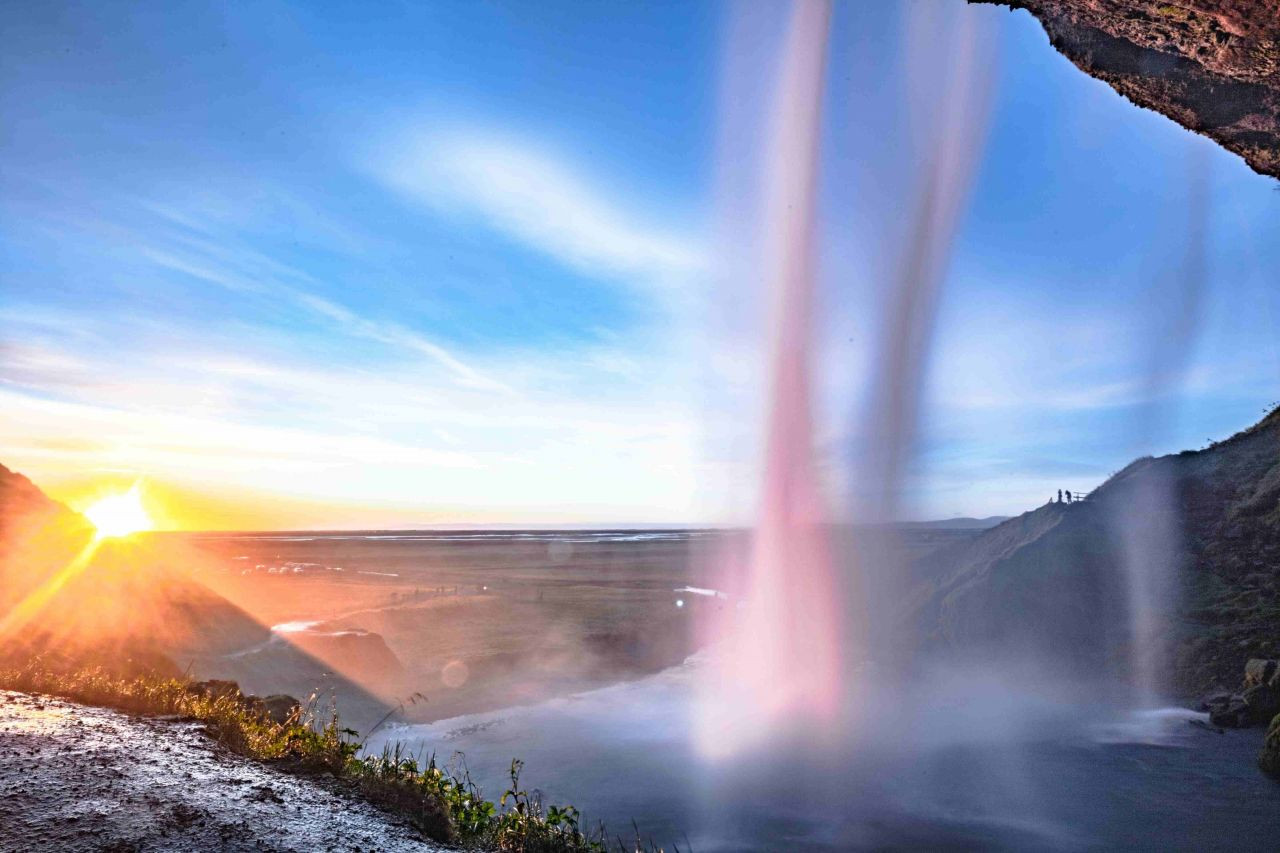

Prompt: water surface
[{"left": 366, "top": 656, "right": 1280, "bottom": 851}]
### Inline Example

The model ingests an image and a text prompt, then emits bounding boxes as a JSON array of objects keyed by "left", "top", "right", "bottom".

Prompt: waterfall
[{"left": 698, "top": 0, "right": 994, "bottom": 756}]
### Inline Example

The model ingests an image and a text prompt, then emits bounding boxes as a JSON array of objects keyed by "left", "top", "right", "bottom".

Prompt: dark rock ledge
[{"left": 974, "top": 0, "right": 1280, "bottom": 177}]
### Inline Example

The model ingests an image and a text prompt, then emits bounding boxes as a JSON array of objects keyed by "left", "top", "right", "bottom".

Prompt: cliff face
[
  {"left": 910, "top": 407, "right": 1280, "bottom": 694},
  {"left": 976, "top": 0, "right": 1280, "bottom": 177},
  {"left": 909, "top": 499, "right": 1132, "bottom": 678}
]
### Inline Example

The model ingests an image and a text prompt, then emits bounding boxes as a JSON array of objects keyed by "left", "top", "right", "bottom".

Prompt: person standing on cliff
[
  {"left": 1066, "top": 489, "right": 1073, "bottom": 503},
  {"left": 1058, "top": 489, "right": 1063, "bottom": 503}
]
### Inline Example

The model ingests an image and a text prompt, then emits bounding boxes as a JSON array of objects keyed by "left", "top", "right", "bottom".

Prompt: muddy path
[{"left": 0, "top": 690, "right": 444, "bottom": 852}]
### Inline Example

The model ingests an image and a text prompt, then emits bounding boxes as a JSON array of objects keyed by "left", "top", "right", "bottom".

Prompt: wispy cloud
[
  {"left": 139, "top": 227, "right": 510, "bottom": 394},
  {"left": 373, "top": 129, "right": 705, "bottom": 284},
  {"left": 290, "top": 292, "right": 513, "bottom": 394},
  {"left": 0, "top": 158, "right": 712, "bottom": 525}
]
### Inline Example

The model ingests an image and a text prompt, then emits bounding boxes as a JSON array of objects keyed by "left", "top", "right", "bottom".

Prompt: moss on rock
[{"left": 1260, "top": 712, "right": 1280, "bottom": 778}]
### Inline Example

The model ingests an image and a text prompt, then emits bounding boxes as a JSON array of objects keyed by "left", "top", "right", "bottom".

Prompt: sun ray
[{"left": 0, "top": 536, "right": 102, "bottom": 642}]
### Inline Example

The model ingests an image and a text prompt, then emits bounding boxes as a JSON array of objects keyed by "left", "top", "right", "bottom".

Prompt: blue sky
[{"left": 2, "top": 0, "right": 1277, "bottom": 527}]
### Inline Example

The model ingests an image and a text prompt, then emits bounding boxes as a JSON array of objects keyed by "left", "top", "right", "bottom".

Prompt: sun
[{"left": 83, "top": 486, "right": 154, "bottom": 539}]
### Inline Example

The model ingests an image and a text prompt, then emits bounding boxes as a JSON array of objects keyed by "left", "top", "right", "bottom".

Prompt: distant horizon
[
  {"left": 19, "top": 396, "right": 1278, "bottom": 533},
  {"left": 143, "top": 516, "right": 1014, "bottom": 536}
]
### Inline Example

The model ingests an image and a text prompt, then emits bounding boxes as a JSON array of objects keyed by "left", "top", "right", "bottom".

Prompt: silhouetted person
[
  {"left": 1058, "top": 489, "right": 1062, "bottom": 503},
  {"left": 1066, "top": 489, "right": 1073, "bottom": 503}
]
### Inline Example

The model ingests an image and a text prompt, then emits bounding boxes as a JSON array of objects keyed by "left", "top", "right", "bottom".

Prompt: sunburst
[{"left": 83, "top": 486, "right": 153, "bottom": 539}]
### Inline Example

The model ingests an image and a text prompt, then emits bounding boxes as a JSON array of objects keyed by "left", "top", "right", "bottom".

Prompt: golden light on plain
[{"left": 83, "top": 486, "right": 153, "bottom": 539}]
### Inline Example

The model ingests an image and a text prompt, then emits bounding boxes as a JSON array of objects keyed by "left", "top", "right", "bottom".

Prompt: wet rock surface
[
  {"left": 1205, "top": 657, "right": 1280, "bottom": 727},
  {"left": 0, "top": 690, "right": 441, "bottom": 852},
  {"left": 975, "top": 0, "right": 1280, "bottom": 177}
]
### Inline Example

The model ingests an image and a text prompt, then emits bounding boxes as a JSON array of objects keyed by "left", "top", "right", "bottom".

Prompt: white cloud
[{"left": 374, "top": 129, "right": 705, "bottom": 284}]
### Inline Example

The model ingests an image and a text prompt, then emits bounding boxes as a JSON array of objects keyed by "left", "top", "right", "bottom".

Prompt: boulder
[
  {"left": 1242, "top": 682, "right": 1280, "bottom": 725},
  {"left": 1209, "top": 697, "right": 1250, "bottom": 729},
  {"left": 1244, "top": 658, "right": 1279, "bottom": 688},
  {"left": 1260, "top": 713, "right": 1280, "bottom": 779},
  {"left": 1199, "top": 691, "right": 1233, "bottom": 712},
  {"left": 219, "top": 691, "right": 301, "bottom": 724},
  {"left": 1201, "top": 657, "right": 1280, "bottom": 728},
  {"left": 260, "top": 694, "right": 301, "bottom": 725},
  {"left": 187, "top": 679, "right": 242, "bottom": 701}
]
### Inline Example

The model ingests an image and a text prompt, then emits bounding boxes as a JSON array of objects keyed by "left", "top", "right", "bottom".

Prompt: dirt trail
[{"left": 0, "top": 690, "right": 442, "bottom": 852}]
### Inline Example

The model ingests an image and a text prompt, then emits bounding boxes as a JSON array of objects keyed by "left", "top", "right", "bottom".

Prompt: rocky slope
[
  {"left": 909, "top": 406, "right": 1280, "bottom": 695},
  {"left": 0, "top": 690, "right": 440, "bottom": 852},
  {"left": 975, "top": 0, "right": 1280, "bottom": 177},
  {"left": 0, "top": 463, "right": 74, "bottom": 537},
  {"left": 908, "top": 498, "right": 1132, "bottom": 677},
  {"left": 0, "top": 465, "right": 399, "bottom": 733},
  {"left": 0, "top": 465, "right": 269, "bottom": 673}
]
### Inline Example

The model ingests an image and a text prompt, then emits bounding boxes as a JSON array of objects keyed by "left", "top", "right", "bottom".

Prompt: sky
[{"left": 2, "top": 0, "right": 1277, "bottom": 529}]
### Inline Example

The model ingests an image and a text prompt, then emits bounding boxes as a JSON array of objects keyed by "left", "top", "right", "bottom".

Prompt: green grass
[{"left": 0, "top": 661, "right": 672, "bottom": 852}]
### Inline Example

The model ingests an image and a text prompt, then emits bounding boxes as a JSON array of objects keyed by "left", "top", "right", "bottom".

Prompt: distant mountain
[
  {"left": 907, "top": 406, "right": 1280, "bottom": 695},
  {"left": 897, "top": 516, "right": 1011, "bottom": 531}
]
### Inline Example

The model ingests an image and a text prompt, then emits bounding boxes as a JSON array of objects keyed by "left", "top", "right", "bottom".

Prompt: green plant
[{"left": 489, "top": 758, "right": 606, "bottom": 852}]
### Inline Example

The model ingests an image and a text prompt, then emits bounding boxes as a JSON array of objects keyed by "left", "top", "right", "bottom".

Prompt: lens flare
[{"left": 83, "top": 486, "right": 153, "bottom": 539}]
